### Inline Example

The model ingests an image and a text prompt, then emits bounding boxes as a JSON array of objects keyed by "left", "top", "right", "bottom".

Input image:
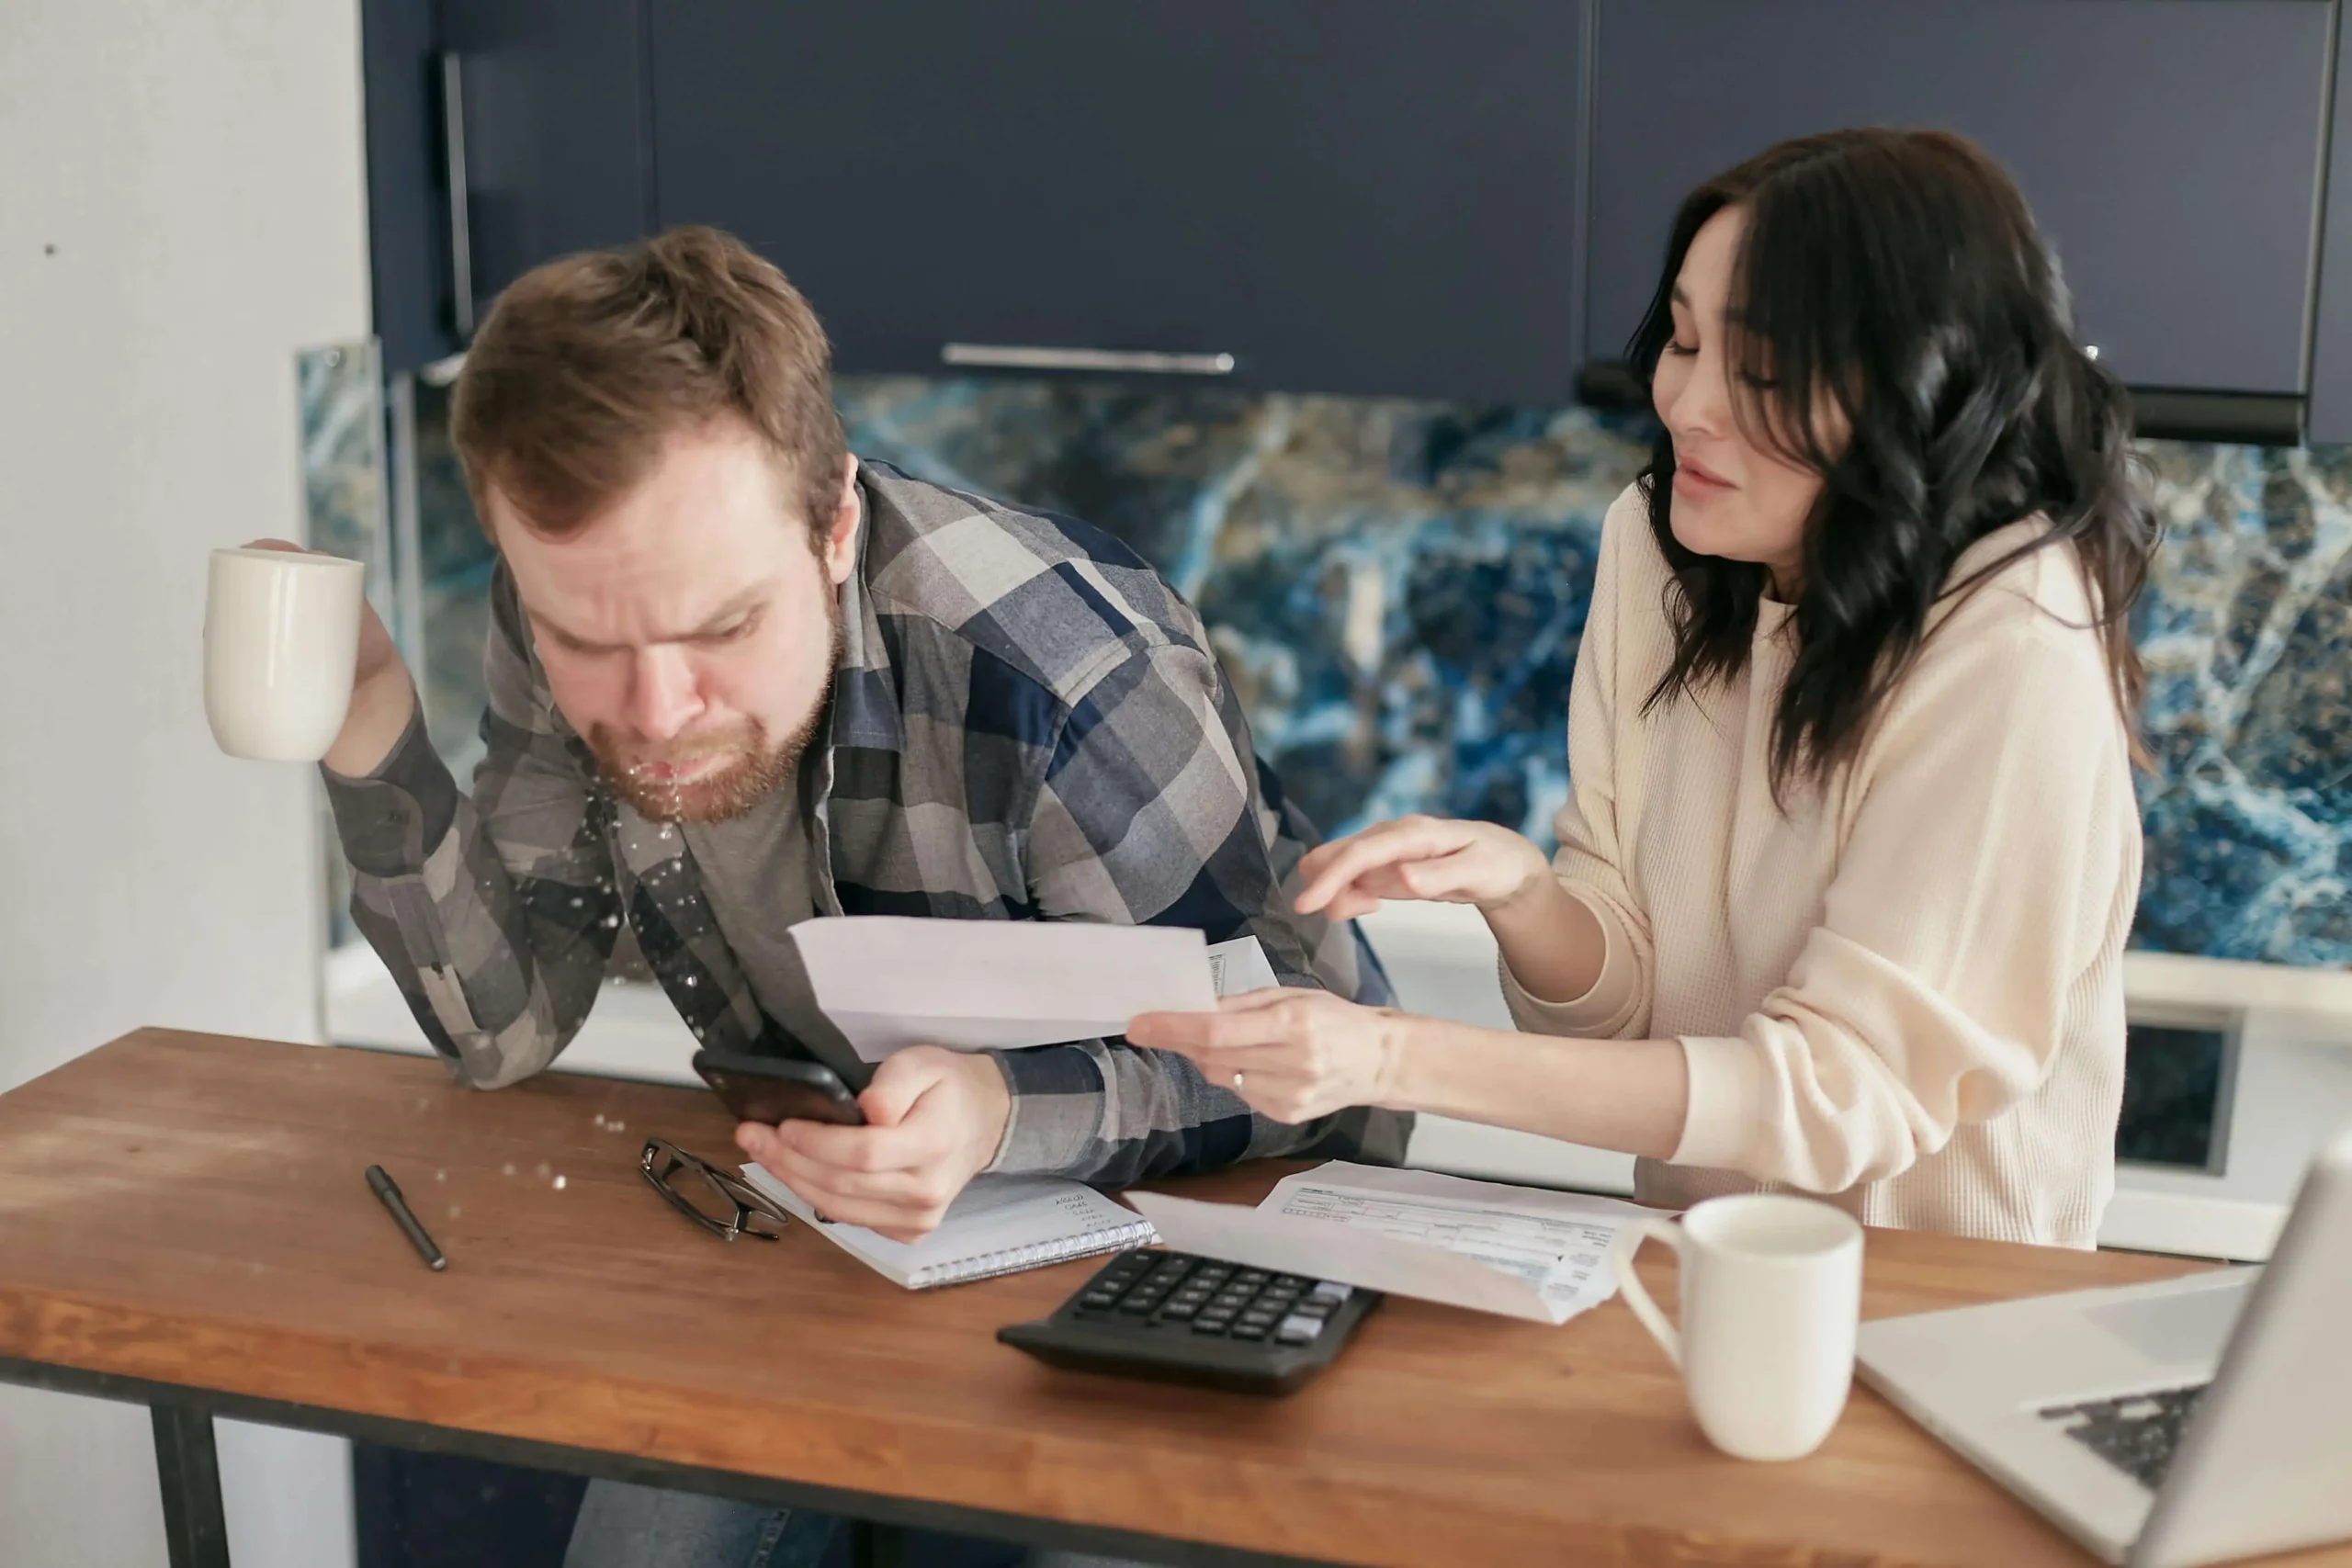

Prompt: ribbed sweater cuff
[{"left": 1672, "top": 1033, "right": 1765, "bottom": 1169}]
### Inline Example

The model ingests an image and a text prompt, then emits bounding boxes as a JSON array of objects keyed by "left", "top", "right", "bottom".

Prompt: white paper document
[
  {"left": 787, "top": 917, "right": 1279, "bottom": 1062},
  {"left": 789, "top": 916, "right": 1219, "bottom": 1061},
  {"left": 1127, "top": 1161, "right": 1648, "bottom": 1325}
]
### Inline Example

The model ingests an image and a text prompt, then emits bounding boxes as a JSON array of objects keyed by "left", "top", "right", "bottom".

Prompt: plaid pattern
[{"left": 324, "top": 461, "right": 1409, "bottom": 1182}]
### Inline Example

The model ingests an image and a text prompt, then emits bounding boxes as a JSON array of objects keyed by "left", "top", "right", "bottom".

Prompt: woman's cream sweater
[{"left": 1504, "top": 483, "right": 2141, "bottom": 1247}]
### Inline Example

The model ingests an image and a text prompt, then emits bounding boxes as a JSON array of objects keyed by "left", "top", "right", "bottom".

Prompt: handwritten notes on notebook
[{"left": 1128, "top": 1162, "right": 1647, "bottom": 1325}]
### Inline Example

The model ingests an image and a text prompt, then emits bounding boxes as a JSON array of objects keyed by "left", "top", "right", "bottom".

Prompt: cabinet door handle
[
  {"left": 941, "top": 344, "right": 1237, "bottom": 376},
  {"left": 439, "top": 51, "right": 476, "bottom": 341}
]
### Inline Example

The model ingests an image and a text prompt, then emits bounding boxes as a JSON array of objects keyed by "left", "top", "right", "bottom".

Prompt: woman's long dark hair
[{"left": 1628, "top": 128, "right": 2158, "bottom": 795}]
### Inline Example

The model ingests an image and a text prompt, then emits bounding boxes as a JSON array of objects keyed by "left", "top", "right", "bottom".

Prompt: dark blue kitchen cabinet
[
  {"left": 362, "top": 0, "right": 465, "bottom": 371},
  {"left": 648, "top": 0, "right": 1590, "bottom": 402},
  {"left": 366, "top": 0, "right": 2343, "bottom": 423},
  {"left": 442, "top": 0, "right": 653, "bottom": 333},
  {"left": 364, "top": 0, "right": 649, "bottom": 370},
  {"left": 442, "top": 0, "right": 650, "bottom": 335},
  {"left": 1585, "top": 0, "right": 2334, "bottom": 403},
  {"left": 2306, "top": 8, "right": 2352, "bottom": 445}
]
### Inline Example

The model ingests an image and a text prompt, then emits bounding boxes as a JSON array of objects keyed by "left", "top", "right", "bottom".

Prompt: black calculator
[{"left": 996, "top": 1249, "right": 1380, "bottom": 1394}]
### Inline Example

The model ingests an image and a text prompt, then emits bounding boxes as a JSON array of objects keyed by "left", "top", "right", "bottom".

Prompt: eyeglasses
[{"left": 639, "top": 1137, "right": 792, "bottom": 1242}]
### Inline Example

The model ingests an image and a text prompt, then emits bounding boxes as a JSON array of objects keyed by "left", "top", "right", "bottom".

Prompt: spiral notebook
[{"left": 740, "top": 1165, "right": 1158, "bottom": 1289}]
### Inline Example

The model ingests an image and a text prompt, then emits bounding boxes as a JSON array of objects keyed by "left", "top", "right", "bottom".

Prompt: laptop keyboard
[{"left": 2039, "top": 1383, "right": 2211, "bottom": 1490}]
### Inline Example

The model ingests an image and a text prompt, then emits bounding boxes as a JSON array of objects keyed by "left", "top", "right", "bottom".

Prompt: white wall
[{"left": 0, "top": 1, "right": 369, "bottom": 1564}]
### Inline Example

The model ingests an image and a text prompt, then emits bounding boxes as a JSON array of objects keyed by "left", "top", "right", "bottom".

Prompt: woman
[{"left": 1132, "top": 128, "right": 2157, "bottom": 1247}]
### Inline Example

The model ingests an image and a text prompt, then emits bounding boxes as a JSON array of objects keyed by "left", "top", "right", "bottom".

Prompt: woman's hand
[
  {"left": 1293, "top": 815, "right": 1554, "bottom": 921},
  {"left": 1126, "top": 990, "right": 1410, "bottom": 1125}
]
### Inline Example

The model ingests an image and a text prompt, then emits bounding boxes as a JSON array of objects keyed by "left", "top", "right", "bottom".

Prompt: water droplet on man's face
[{"left": 585, "top": 718, "right": 802, "bottom": 826}]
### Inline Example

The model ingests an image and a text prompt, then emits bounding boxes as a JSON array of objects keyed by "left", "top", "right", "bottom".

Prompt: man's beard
[
  {"left": 586, "top": 597, "right": 843, "bottom": 827},
  {"left": 590, "top": 701, "right": 826, "bottom": 825}
]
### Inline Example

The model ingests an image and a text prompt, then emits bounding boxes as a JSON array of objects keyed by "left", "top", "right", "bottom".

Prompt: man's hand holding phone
[{"left": 730, "top": 1047, "right": 1012, "bottom": 1243}]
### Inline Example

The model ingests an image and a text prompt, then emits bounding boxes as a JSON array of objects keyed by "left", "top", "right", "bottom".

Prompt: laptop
[{"left": 1857, "top": 1128, "right": 2352, "bottom": 1568}]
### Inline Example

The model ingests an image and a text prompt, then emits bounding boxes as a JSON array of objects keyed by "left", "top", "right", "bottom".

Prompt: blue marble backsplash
[
  {"left": 2132, "top": 445, "right": 2350, "bottom": 964},
  {"left": 304, "top": 359, "right": 2351, "bottom": 968}
]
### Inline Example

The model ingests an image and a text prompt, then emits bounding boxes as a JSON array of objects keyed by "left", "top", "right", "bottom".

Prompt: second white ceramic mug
[
  {"left": 203, "top": 547, "right": 367, "bottom": 762},
  {"left": 1611, "top": 1193, "right": 1864, "bottom": 1461}
]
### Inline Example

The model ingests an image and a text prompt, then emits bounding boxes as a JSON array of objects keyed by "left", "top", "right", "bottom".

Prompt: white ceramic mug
[
  {"left": 1611, "top": 1193, "right": 1864, "bottom": 1461},
  {"left": 203, "top": 547, "right": 367, "bottom": 761}
]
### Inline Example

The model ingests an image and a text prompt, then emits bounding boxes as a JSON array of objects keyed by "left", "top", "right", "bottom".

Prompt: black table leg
[
  {"left": 848, "top": 1518, "right": 907, "bottom": 1568},
  {"left": 152, "top": 1404, "right": 232, "bottom": 1568}
]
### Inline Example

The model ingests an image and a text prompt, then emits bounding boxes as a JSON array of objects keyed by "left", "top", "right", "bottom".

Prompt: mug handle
[{"left": 1610, "top": 1216, "right": 1689, "bottom": 1371}]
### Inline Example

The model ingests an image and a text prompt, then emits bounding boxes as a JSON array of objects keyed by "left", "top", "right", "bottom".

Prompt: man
[
  {"left": 327, "top": 224, "right": 1408, "bottom": 1217},
  {"left": 314, "top": 224, "right": 1405, "bottom": 1567}
]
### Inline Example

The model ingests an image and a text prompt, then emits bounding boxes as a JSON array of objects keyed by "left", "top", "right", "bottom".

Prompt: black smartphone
[{"left": 692, "top": 1050, "right": 865, "bottom": 1127}]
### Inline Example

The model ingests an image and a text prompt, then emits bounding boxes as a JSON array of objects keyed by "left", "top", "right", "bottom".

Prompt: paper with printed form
[
  {"left": 1266, "top": 1164, "right": 1643, "bottom": 1323},
  {"left": 786, "top": 917, "right": 1280, "bottom": 1062},
  {"left": 1204, "top": 933, "right": 1280, "bottom": 996},
  {"left": 1128, "top": 1161, "right": 1649, "bottom": 1325}
]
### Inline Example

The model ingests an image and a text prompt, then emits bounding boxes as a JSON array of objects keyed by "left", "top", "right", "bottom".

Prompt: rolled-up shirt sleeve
[{"left": 320, "top": 564, "right": 619, "bottom": 1088}]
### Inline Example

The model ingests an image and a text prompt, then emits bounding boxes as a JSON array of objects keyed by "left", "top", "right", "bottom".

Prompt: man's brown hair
[{"left": 450, "top": 225, "right": 846, "bottom": 543}]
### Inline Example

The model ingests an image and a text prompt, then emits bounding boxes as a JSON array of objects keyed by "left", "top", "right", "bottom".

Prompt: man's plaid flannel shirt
[{"left": 322, "top": 460, "right": 1410, "bottom": 1184}]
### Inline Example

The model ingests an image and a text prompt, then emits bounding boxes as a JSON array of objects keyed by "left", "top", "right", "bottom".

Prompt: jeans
[
  {"left": 561, "top": 1481, "right": 838, "bottom": 1568},
  {"left": 561, "top": 1479, "right": 1163, "bottom": 1568}
]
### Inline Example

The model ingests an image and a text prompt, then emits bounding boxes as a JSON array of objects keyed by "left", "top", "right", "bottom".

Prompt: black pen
[{"left": 366, "top": 1165, "right": 447, "bottom": 1271}]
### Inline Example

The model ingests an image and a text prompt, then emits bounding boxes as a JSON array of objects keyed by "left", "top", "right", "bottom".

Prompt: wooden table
[{"left": 1, "top": 1029, "right": 2343, "bottom": 1568}]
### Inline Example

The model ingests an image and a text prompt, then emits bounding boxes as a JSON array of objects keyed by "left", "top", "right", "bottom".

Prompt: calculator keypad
[
  {"left": 1072, "top": 1251, "right": 1354, "bottom": 1342},
  {"left": 1001, "top": 1247, "right": 1381, "bottom": 1395}
]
